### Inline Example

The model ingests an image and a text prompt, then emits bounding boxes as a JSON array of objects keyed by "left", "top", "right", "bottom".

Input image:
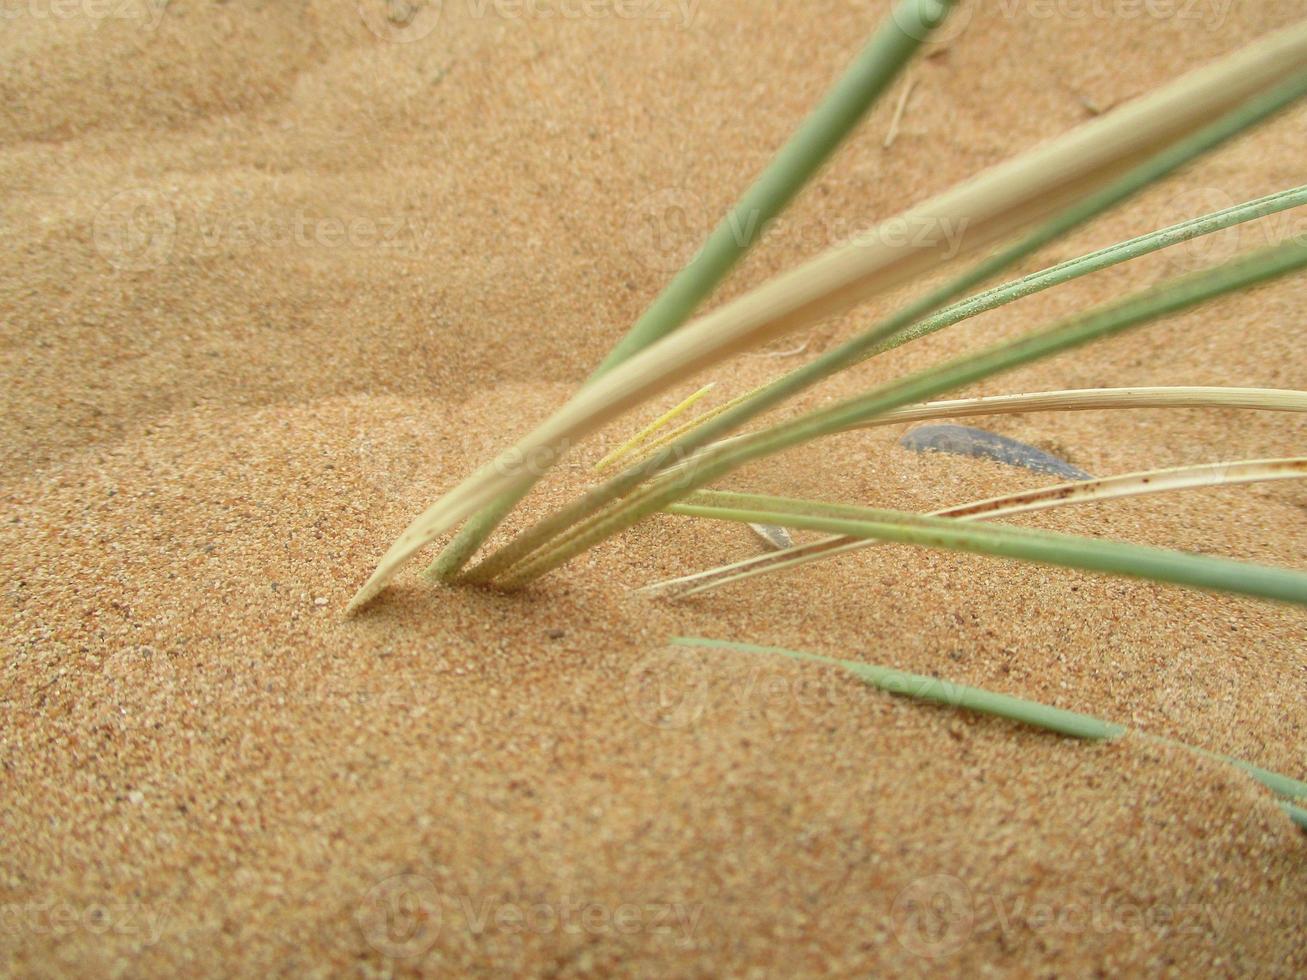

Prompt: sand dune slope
[{"left": 2, "top": 1, "right": 1305, "bottom": 974}]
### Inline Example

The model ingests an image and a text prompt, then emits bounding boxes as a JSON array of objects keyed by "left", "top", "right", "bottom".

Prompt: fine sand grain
[{"left": 2, "top": 1, "right": 1305, "bottom": 975}]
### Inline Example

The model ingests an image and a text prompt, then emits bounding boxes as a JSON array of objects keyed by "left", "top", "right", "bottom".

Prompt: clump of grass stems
[
  {"left": 489, "top": 239, "right": 1307, "bottom": 590},
  {"left": 462, "top": 173, "right": 1307, "bottom": 586},
  {"left": 348, "top": 17, "right": 1307, "bottom": 611},
  {"left": 346, "top": 7, "right": 1307, "bottom": 834},
  {"left": 459, "top": 142, "right": 1307, "bottom": 590},
  {"left": 671, "top": 638, "right": 1307, "bottom": 831},
  {"left": 462, "top": 86, "right": 1307, "bottom": 589}
]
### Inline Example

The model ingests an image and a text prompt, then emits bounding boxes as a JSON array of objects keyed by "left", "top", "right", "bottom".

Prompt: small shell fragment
[{"left": 749, "top": 522, "right": 794, "bottom": 551}]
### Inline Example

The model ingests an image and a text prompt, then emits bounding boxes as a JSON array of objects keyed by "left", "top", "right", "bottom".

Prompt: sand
[{"left": 2, "top": 0, "right": 1306, "bottom": 975}]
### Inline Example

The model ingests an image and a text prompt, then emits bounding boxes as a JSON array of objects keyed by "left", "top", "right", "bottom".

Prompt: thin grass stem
[
  {"left": 671, "top": 638, "right": 1307, "bottom": 818},
  {"left": 1281, "top": 802, "right": 1307, "bottom": 830},
  {"left": 647, "top": 456, "right": 1307, "bottom": 597},
  {"left": 661, "top": 490, "right": 1307, "bottom": 606},
  {"left": 588, "top": 0, "right": 963, "bottom": 379},
  {"left": 629, "top": 186, "right": 1307, "bottom": 464},
  {"left": 593, "top": 385, "right": 715, "bottom": 473}
]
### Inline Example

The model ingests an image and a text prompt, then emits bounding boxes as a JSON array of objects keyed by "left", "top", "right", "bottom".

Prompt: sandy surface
[{"left": 3, "top": 0, "right": 1306, "bottom": 975}]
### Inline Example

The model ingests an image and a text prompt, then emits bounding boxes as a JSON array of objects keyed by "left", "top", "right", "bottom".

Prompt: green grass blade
[
  {"left": 671, "top": 637, "right": 1307, "bottom": 820},
  {"left": 664, "top": 490, "right": 1307, "bottom": 607},
  {"left": 676, "top": 638, "right": 1126, "bottom": 740},
  {"left": 647, "top": 455, "right": 1307, "bottom": 598},
  {"left": 864, "top": 183, "right": 1307, "bottom": 360},
  {"left": 653, "top": 385, "right": 1307, "bottom": 485},
  {"left": 425, "top": 489, "right": 520, "bottom": 583},
  {"left": 493, "top": 240, "right": 1307, "bottom": 587},
  {"left": 840, "top": 385, "right": 1307, "bottom": 431},
  {"left": 590, "top": 0, "right": 960, "bottom": 380},
  {"left": 1147, "top": 738, "right": 1307, "bottom": 802},
  {"left": 1282, "top": 802, "right": 1307, "bottom": 830}
]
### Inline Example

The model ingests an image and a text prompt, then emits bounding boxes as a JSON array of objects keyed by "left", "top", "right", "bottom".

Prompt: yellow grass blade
[{"left": 593, "top": 385, "right": 715, "bottom": 473}]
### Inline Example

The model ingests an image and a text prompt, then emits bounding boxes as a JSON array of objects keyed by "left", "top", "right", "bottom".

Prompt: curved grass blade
[
  {"left": 589, "top": 0, "right": 964, "bottom": 378},
  {"left": 841, "top": 385, "right": 1307, "bottom": 431},
  {"left": 670, "top": 637, "right": 1307, "bottom": 825},
  {"left": 594, "top": 385, "right": 715, "bottom": 473},
  {"left": 1284, "top": 803, "right": 1307, "bottom": 830},
  {"left": 648, "top": 457, "right": 1307, "bottom": 597},
  {"left": 643, "top": 386, "right": 1307, "bottom": 476}
]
